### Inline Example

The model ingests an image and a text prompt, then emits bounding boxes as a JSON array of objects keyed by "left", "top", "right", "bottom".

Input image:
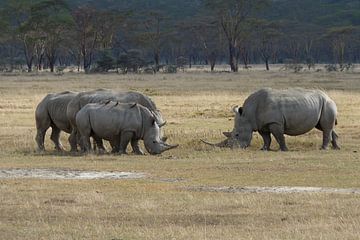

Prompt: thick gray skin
[
  {"left": 35, "top": 91, "right": 78, "bottom": 151},
  {"left": 67, "top": 89, "right": 166, "bottom": 153},
  {"left": 75, "top": 102, "right": 177, "bottom": 155},
  {"left": 231, "top": 88, "right": 340, "bottom": 151}
]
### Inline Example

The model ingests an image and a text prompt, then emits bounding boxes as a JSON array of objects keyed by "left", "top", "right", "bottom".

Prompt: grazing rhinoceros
[
  {"left": 203, "top": 88, "right": 340, "bottom": 151},
  {"left": 35, "top": 91, "right": 78, "bottom": 152},
  {"left": 66, "top": 89, "right": 166, "bottom": 153},
  {"left": 75, "top": 101, "right": 178, "bottom": 155}
]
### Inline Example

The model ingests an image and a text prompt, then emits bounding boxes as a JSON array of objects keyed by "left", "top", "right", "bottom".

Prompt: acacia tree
[
  {"left": 204, "top": 0, "right": 269, "bottom": 72},
  {"left": 133, "top": 11, "right": 168, "bottom": 72},
  {"left": 71, "top": 6, "right": 122, "bottom": 73},
  {"left": 29, "top": 0, "right": 73, "bottom": 72},
  {"left": 2, "top": 0, "right": 37, "bottom": 72},
  {"left": 325, "top": 26, "right": 356, "bottom": 70},
  {"left": 181, "top": 14, "right": 224, "bottom": 71},
  {"left": 254, "top": 20, "right": 282, "bottom": 70}
]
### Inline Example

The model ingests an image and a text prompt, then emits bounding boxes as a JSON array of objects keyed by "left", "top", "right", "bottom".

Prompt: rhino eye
[
  {"left": 235, "top": 134, "right": 239, "bottom": 137},
  {"left": 153, "top": 141, "right": 156, "bottom": 143}
]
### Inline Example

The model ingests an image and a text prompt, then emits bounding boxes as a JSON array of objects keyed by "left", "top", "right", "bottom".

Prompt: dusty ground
[{"left": 0, "top": 65, "right": 360, "bottom": 239}]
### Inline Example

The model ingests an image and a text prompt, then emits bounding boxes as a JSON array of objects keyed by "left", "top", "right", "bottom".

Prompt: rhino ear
[
  {"left": 232, "top": 106, "right": 238, "bottom": 113},
  {"left": 223, "top": 132, "right": 232, "bottom": 138},
  {"left": 232, "top": 106, "right": 243, "bottom": 115}
]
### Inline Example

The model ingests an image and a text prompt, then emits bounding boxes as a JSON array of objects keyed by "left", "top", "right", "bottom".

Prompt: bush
[
  {"left": 176, "top": 56, "right": 187, "bottom": 71},
  {"left": 95, "top": 50, "right": 116, "bottom": 72},
  {"left": 117, "top": 49, "right": 146, "bottom": 73},
  {"left": 325, "top": 64, "right": 338, "bottom": 72},
  {"left": 164, "top": 65, "right": 177, "bottom": 73}
]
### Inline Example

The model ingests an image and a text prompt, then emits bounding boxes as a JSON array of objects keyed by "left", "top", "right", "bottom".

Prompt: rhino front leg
[
  {"left": 118, "top": 131, "right": 133, "bottom": 155},
  {"left": 50, "top": 126, "right": 64, "bottom": 151},
  {"left": 259, "top": 131, "right": 271, "bottom": 151},
  {"left": 269, "top": 124, "right": 288, "bottom": 151},
  {"left": 131, "top": 139, "right": 144, "bottom": 155}
]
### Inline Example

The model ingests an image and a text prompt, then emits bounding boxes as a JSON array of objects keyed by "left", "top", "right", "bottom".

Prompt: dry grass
[{"left": 0, "top": 68, "right": 360, "bottom": 239}]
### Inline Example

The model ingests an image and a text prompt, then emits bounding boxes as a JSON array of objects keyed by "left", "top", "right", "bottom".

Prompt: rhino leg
[
  {"left": 118, "top": 131, "right": 133, "bottom": 155},
  {"left": 331, "top": 130, "right": 340, "bottom": 150},
  {"left": 269, "top": 124, "right": 288, "bottom": 151},
  {"left": 35, "top": 128, "right": 47, "bottom": 152},
  {"left": 131, "top": 139, "right": 144, "bottom": 155},
  {"left": 35, "top": 112, "right": 51, "bottom": 152},
  {"left": 80, "top": 135, "right": 92, "bottom": 153},
  {"left": 68, "top": 129, "right": 78, "bottom": 152},
  {"left": 259, "top": 131, "right": 272, "bottom": 151},
  {"left": 50, "top": 126, "right": 64, "bottom": 151},
  {"left": 93, "top": 136, "right": 106, "bottom": 154},
  {"left": 110, "top": 139, "right": 120, "bottom": 153},
  {"left": 321, "top": 129, "right": 332, "bottom": 150}
]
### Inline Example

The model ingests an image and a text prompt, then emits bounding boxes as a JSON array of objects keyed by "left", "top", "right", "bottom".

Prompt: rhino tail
[{"left": 335, "top": 119, "right": 338, "bottom": 125}]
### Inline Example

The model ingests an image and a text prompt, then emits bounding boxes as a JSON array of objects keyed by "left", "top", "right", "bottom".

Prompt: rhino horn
[
  {"left": 223, "top": 131, "right": 232, "bottom": 138},
  {"left": 201, "top": 139, "right": 230, "bottom": 148},
  {"left": 158, "top": 121, "right": 167, "bottom": 127},
  {"left": 160, "top": 142, "right": 179, "bottom": 152}
]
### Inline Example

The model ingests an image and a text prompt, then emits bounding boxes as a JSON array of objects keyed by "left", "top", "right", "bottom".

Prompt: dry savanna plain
[{"left": 0, "top": 66, "right": 360, "bottom": 239}]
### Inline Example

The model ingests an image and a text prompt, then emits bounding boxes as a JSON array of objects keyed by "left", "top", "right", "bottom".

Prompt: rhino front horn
[
  {"left": 161, "top": 143, "right": 179, "bottom": 152},
  {"left": 201, "top": 139, "right": 230, "bottom": 148}
]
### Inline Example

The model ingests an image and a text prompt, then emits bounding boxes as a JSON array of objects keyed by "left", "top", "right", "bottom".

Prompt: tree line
[{"left": 0, "top": 0, "right": 359, "bottom": 73}]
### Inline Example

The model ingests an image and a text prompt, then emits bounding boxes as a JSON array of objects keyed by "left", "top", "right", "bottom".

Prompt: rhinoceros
[
  {"left": 35, "top": 91, "right": 78, "bottom": 151},
  {"left": 203, "top": 88, "right": 340, "bottom": 151},
  {"left": 75, "top": 101, "right": 178, "bottom": 154},
  {"left": 66, "top": 89, "right": 166, "bottom": 153}
]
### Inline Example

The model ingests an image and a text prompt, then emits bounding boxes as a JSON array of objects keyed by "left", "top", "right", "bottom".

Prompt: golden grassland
[{"left": 0, "top": 67, "right": 360, "bottom": 239}]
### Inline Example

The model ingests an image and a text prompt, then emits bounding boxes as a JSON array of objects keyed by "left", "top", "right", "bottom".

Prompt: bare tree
[{"left": 204, "top": 0, "right": 269, "bottom": 72}]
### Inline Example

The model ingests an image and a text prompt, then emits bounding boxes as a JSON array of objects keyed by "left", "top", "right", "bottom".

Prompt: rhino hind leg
[
  {"left": 331, "top": 130, "right": 340, "bottom": 150},
  {"left": 35, "top": 129, "right": 47, "bottom": 152},
  {"left": 131, "top": 139, "right": 144, "bottom": 155},
  {"left": 321, "top": 129, "right": 333, "bottom": 150},
  {"left": 68, "top": 129, "right": 78, "bottom": 152},
  {"left": 259, "top": 131, "right": 272, "bottom": 151},
  {"left": 79, "top": 135, "right": 92, "bottom": 153},
  {"left": 269, "top": 124, "right": 288, "bottom": 151},
  {"left": 93, "top": 136, "right": 106, "bottom": 154},
  {"left": 50, "top": 126, "right": 64, "bottom": 151}
]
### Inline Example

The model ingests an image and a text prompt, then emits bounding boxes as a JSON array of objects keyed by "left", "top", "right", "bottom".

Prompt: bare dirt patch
[
  {"left": 187, "top": 186, "right": 360, "bottom": 194},
  {"left": 0, "top": 168, "right": 145, "bottom": 180}
]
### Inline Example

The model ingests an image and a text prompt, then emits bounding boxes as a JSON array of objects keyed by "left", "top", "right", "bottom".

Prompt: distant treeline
[{"left": 0, "top": 0, "right": 359, "bottom": 73}]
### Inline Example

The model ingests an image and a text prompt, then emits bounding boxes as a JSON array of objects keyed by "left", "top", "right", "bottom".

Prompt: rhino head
[
  {"left": 143, "top": 118, "right": 178, "bottom": 155},
  {"left": 201, "top": 106, "right": 253, "bottom": 149},
  {"left": 230, "top": 106, "right": 253, "bottom": 148}
]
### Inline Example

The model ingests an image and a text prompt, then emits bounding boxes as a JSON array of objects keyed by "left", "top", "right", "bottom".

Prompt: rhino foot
[
  {"left": 332, "top": 146, "right": 340, "bottom": 150},
  {"left": 132, "top": 150, "right": 145, "bottom": 155}
]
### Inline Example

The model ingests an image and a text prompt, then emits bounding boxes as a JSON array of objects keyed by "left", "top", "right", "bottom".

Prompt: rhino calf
[
  {"left": 35, "top": 91, "right": 77, "bottom": 152},
  {"left": 204, "top": 88, "right": 340, "bottom": 151},
  {"left": 75, "top": 101, "right": 178, "bottom": 155}
]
